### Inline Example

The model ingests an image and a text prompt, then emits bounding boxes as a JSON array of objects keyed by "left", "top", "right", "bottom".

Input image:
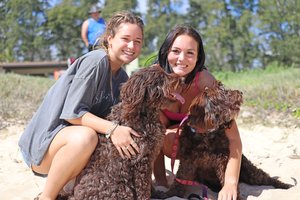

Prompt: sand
[{"left": 1, "top": 123, "right": 300, "bottom": 200}]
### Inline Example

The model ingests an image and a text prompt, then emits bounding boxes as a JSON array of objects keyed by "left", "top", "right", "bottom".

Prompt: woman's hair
[
  {"left": 99, "top": 11, "right": 144, "bottom": 51},
  {"left": 158, "top": 24, "right": 205, "bottom": 84}
]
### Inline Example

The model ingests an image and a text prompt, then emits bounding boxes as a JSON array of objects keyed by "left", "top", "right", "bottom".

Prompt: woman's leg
[
  {"left": 153, "top": 150, "right": 168, "bottom": 187},
  {"left": 32, "top": 126, "right": 98, "bottom": 200},
  {"left": 153, "top": 131, "right": 177, "bottom": 187}
]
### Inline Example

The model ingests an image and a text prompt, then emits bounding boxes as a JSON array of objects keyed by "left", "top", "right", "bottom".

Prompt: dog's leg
[
  {"left": 151, "top": 159, "right": 191, "bottom": 199},
  {"left": 167, "top": 159, "right": 198, "bottom": 198},
  {"left": 133, "top": 159, "right": 152, "bottom": 200}
]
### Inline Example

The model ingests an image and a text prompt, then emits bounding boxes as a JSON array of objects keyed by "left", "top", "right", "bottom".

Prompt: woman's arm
[
  {"left": 66, "top": 112, "right": 115, "bottom": 134},
  {"left": 218, "top": 120, "right": 242, "bottom": 200},
  {"left": 66, "top": 112, "right": 140, "bottom": 158},
  {"left": 81, "top": 20, "right": 89, "bottom": 47}
]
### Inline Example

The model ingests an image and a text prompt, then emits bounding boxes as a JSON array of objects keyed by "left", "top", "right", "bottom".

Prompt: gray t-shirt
[{"left": 18, "top": 49, "right": 128, "bottom": 166}]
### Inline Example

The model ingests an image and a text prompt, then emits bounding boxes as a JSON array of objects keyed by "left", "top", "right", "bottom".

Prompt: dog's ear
[
  {"left": 120, "top": 69, "right": 148, "bottom": 112},
  {"left": 225, "top": 88, "right": 243, "bottom": 119},
  {"left": 188, "top": 81, "right": 243, "bottom": 131},
  {"left": 211, "top": 82, "right": 243, "bottom": 127},
  {"left": 188, "top": 93, "right": 207, "bottom": 128},
  {"left": 120, "top": 65, "right": 166, "bottom": 113}
]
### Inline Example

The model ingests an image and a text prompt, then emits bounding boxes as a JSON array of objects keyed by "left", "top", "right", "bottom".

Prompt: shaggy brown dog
[
  {"left": 66, "top": 65, "right": 183, "bottom": 200},
  {"left": 157, "top": 81, "right": 293, "bottom": 200}
]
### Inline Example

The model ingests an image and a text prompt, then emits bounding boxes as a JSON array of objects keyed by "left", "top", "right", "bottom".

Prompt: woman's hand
[
  {"left": 218, "top": 182, "right": 238, "bottom": 200},
  {"left": 110, "top": 125, "right": 140, "bottom": 159}
]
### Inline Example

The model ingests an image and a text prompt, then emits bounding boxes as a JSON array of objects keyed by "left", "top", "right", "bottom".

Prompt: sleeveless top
[
  {"left": 161, "top": 71, "right": 203, "bottom": 122},
  {"left": 87, "top": 18, "right": 106, "bottom": 45}
]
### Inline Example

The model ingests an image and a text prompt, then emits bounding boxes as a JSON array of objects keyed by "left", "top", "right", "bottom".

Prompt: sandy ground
[{"left": 1, "top": 124, "right": 300, "bottom": 200}]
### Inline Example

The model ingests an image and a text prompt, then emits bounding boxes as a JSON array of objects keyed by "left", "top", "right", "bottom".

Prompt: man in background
[{"left": 81, "top": 5, "right": 106, "bottom": 51}]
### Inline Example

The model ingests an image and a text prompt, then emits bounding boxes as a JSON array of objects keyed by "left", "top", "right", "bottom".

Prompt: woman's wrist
[
  {"left": 224, "top": 177, "right": 238, "bottom": 186},
  {"left": 105, "top": 122, "right": 118, "bottom": 139}
]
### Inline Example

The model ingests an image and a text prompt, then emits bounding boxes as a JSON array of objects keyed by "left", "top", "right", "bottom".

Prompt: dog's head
[
  {"left": 120, "top": 64, "right": 184, "bottom": 116},
  {"left": 187, "top": 81, "right": 243, "bottom": 133}
]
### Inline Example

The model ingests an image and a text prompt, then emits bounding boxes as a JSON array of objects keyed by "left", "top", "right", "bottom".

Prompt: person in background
[
  {"left": 153, "top": 24, "right": 242, "bottom": 200},
  {"left": 81, "top": 5, "right": 106, "bottom": 51},
  {"left": 19, "top": 11, "right": 144, "bottom": 200}
]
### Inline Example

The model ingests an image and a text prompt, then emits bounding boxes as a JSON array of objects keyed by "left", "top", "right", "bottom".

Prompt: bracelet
[{"left": 105, "top": 122, "right": 118, "bottom": 139}]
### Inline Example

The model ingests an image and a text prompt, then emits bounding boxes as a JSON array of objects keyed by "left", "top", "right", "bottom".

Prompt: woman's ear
[{"left": 107, "top": 35, "right": 113, "bottom": 48}]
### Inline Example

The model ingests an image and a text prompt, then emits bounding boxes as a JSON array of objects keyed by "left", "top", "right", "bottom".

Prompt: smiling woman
[
  {"left": 18, "top": 11, "right": 145, "bottom": 200},
  {"left": 167, "top": 34, "right": 198, "bottom": 77},
  {"left": 153, "top": 24, "right": 243, "bottom": 200},
  {"left": 105, "top": 23, "right": 143, "bottom": 69}
]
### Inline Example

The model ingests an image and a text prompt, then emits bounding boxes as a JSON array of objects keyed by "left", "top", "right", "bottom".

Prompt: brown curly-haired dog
[
  {"left": 159, "top": 81, "right": 293, "bottom": 200},
  {"left": 66, "top": 65, "right": 182, "bottom": 200}
]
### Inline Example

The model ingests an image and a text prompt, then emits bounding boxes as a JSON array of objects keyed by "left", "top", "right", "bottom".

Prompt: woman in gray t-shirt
[{"left": 18, "top": 11, "right": 144, "bottom": 200}]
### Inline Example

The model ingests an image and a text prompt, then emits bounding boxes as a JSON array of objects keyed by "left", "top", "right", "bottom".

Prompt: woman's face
[
  {"left": 108, "top": 23, "right": 143, "bottom": 68},
  {"left": 167, "top": 34, "right": 198, "bottom": 77}
]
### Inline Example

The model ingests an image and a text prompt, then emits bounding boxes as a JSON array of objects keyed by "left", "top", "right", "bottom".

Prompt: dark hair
[
  {"left": 158, "top": 24, "right": 205, "bottom": 84},
  {"left": 99, "top": 11, "right": 144, "bottom": 51}
]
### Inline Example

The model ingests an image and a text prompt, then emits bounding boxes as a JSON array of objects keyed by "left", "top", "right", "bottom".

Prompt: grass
[
  {"left": 0, "top": 63, "right": 299, "bottom": 128},
  {"left": 214, "top": 64, "right": 300, "bottom": 127},
  {"left": 214, "top": 65, "right": 300, "bottom": 113},
  {"left": 0, "top": 73, "right": 54, "bottom": 127}
]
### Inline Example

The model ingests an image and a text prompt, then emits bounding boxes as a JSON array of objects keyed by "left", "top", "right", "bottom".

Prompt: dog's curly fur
[
  {"left": 156, "top": 81, "right": 293, "bottom": 200},
  {"left": 66, "top": 65, "right": 182, "bottom": 200}
]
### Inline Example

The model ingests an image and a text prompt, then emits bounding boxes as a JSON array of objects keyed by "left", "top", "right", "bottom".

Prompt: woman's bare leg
[
  {"left": 153, "top": 150, "right": 169, "bottom": 187},
  {"left": 153, "top": 131, "right": 177, "bottom": 187},
  {"left": 32, "top": 126, "right": 98, "bottom": 200}
]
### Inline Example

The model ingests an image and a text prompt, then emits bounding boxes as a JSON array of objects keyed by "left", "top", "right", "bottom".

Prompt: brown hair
[
  {"left": 158, "top": 24, "right": 205, "bottom": 85},
  {"left": 97, "top": 11, "right": 144, "bottom": 51}
]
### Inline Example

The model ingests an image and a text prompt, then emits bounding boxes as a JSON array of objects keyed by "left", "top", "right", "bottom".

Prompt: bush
[{"left": 0, "top": 73, "right": 54, "bottom": 125}]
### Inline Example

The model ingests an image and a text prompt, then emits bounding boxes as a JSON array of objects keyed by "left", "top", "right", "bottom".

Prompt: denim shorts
[{"left": 20, "top": 149, "right": 48, "bottom": 178}]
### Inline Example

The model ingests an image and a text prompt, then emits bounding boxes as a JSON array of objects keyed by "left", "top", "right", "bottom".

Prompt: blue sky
[
  {"left": 138, "top": 0, "right": 189, "bottom": 14},
  {"left": 49, "top": 0, "right": 188, "bottom": 14},
  {"left": 138, "top": 0, "right": 147, "bottom": 13}
]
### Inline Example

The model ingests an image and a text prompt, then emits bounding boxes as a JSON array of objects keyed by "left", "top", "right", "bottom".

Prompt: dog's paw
[{"left": 151, "top": 188, "right": 169, "bottom": 199}]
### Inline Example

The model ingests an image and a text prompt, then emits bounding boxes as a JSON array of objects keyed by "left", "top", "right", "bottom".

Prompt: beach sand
[{"left": 1, "top": 124, "right": 300, "bottom": 200}]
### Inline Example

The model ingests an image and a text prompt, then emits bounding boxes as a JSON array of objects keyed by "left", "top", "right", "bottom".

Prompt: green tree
[
  {"left": 143, "top": 0, "right": 185, "bottom": 56},
  {"left": 187, "top": 0, "right": 258, "bottom": 71},
  {"left": 46, "top": 0, "right": 84, "bottom": 60},
  {"left": 0, "top": 0, "right": 14, "bottom": 61},
  {"left": 101, "top": 0, "right": 138, "bottom": 19},
  {"left": 0, "top": 0, "right": 50, "bottom": 62},
  {"left": 1, "top": 0, "right": 298, "bottom": 69},
  {"left": 257, "top": 0, "right": 300, "bottom": 67}
]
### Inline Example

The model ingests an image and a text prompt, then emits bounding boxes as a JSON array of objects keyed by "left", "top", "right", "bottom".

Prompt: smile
[
  {"left": 123, "top": 50, "right": 135, "bottom": 56},
  {"left": 175, "top": 64, "right": 187, "bottom": 68}
]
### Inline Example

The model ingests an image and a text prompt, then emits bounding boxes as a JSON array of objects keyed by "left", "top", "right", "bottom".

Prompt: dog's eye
[{"left": 190, "top": 127, "right": 196, "bottom": 133}]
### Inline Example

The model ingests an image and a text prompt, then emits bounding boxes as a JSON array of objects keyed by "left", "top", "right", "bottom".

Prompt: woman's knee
[
  {"left": 71, "top": 126, "right": 98, "bottom": 151},
  {"left": 162, "top": 132, "right": 177, "bottom": 158},
  {"left": 54, "top": 126, "right": 98, "bottom": 155},
  {"left": 33, "top": 126, "right": 98, "bottom": 174}
]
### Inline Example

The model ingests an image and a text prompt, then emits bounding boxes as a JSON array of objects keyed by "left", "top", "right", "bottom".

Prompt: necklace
[{"left": 110, "top": 69, "right": 114, "bottom": 102}]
